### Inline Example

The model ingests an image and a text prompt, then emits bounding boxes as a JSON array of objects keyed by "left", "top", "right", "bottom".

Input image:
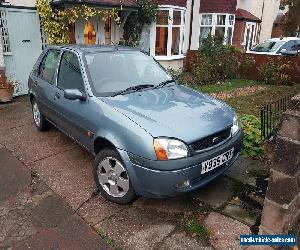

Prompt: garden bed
[{"left": 188, "top": 79, "right": 300, "bottom": 116}]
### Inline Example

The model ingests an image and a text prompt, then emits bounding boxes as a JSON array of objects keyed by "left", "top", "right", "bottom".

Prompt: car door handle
[{"left": 54, "top": 92, "right": 60, "bottom": 100}]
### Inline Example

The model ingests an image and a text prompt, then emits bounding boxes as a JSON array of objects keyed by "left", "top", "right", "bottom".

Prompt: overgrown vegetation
[
  {"left": 185, "top": 215, "right": 210, "bottom": 242},
  {"left": 36, "top": 0, "right": 120, "bottom": 44},
  {"left": 281, "top": 0, "right": 300, "bottom": 36},
  {"left": 239, "top": 115, "right": 262, "bottom": 159},
  {"left": 122, "top": 0, "right": 158, "bottom": 46},
  {"left": 187, "top": 36, "right": 255, "bottom": 85},
  {"left": 259, "top": 57, "right": 297, "bottom": 85}
]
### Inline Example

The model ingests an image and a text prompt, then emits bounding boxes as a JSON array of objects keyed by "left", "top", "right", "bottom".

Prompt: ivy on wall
[
  {"left": 36, "top": 0, "right": 121, "bottom": 44},
  {"left": 122, "top": 0, "right": 158, "bottom": 46}
]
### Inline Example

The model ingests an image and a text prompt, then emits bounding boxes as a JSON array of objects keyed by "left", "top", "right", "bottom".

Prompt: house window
[
  {"left": 0, "top": 10, "right": 11, "bottom": 54},
  {"left": 243, "top": 22, "right": 260, "bottom": 51},
  {"left": 153, "top": 7, "right": 185, "bottom": 59},
  {"left": 199, "top": 13, "right": 235, "bottom": 46}
]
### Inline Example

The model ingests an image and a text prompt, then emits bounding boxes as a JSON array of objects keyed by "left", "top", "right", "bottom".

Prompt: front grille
[{"left": 190, "top": 127, "right": 231, "bottom": 152}]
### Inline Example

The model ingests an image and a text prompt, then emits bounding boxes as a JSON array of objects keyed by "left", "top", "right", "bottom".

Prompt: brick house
[
  {"left": 192, "top": 0, "right": 281, "bottom": 51},
  {"left": 0, "top": 0, "right": 283, "bottom": 97}
]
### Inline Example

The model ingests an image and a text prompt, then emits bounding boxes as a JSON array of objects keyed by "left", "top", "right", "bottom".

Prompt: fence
[{"left": 260, "top": 95, "right": 293, "bottom": 140}]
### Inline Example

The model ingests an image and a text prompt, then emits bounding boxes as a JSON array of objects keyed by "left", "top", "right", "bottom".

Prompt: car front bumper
[{"left": 119, "top": 130, "right": 243, "bottom": 198}]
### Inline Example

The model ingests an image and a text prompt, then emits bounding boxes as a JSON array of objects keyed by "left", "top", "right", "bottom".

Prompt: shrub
[
  {"left": 190, "top": 36, "right": 254, "bottom": 85},
  {"left": 239, "top": 114, "right": 262, "bottom": 159},
  {"left": 259, "top": 57, "right": 295, "bottom": 85}
]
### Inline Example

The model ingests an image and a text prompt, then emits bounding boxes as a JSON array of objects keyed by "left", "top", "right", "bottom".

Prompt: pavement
[{"left": 0, "top": 96, "right": 270, "bottom": 250}]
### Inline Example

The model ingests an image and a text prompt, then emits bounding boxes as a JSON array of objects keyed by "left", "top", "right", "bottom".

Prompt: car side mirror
[{"left": 64, "top": 89, "right": 86, "bottom": 101}]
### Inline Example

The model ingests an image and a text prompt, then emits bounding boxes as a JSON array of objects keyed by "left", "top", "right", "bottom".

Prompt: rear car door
[
  {"left": 33, "top": 49, "right": 61, "bottom": 123},
  {"left": 52, "top": 50, "right": 94, "bottom": 151}
]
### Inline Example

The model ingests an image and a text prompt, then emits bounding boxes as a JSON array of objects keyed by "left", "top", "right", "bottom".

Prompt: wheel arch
[{"left": 93, "top": 136, "right": 118, "bottom": 155}]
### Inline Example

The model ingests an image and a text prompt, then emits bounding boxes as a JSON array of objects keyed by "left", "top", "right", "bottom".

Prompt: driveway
[{"left": 0, "top": 97, "right": 266, "bottom": 249}]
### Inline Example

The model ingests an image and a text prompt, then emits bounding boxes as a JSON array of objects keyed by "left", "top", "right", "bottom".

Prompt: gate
[{"left": 2, "top": 7, "right": 43, "bottom": 96}]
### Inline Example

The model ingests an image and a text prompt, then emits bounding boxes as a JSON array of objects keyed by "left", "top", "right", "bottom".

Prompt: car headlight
[
  {"left": 153, "top": 138, "right": 188, "bottom": 160},
  {"left": 231, "top": 113, "right": 240, "bottom": 136}
]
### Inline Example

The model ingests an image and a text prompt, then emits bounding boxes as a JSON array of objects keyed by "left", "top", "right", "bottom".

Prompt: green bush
[
  {"left": 240, "top": 114, "right": 262, "bottom": 159},
  {"left": 259, "top": 57, "right": 295, "bottom": 85},
  {"left": 190, "top": 36, "right": 246, "bottom": 85}
]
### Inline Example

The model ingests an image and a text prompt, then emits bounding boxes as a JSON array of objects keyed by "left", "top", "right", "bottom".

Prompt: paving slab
[
  {"left": 191, "top": 176, "right": 235, "bottom": 209},
  {"left": 160, "top": 231, "right": 212, "bottom": 250},
  {"left": 0, "top": 99, "right": 32, "bottom": 133},
  {"left": 0, "top": 124, "right": 76, "bottom": 164},
  {"left": 31, "top": 146, "right": 95, "bottom": 210},
  {"left": 226, "top": 157, "right": 269, "bottom": 187},
  {"left": 95, "top": 207, "right": 176, "bottom": 250},
  {"left": 14, "top": 214, "right": 112, "bottom": 250},
  {"left": 133, "top": 195, "right": 193, "bottom": 215},
  {"left": 203, "top": 212, "right": 251, "bottom": 250},
  {"left": 0, "top": 148, "right": 31, "bottom": 202},
  {"left": 222, "top": 199, "right": 260, "bottom": 227},
  {"left": 27, "top": 194, "right": 74, "bottom": 229},
  {"left": 0, "top": 179, "right": 53, "bottom": 248},
  {"left": 78, "top": 195, "right": 125, "bottom": 226}
]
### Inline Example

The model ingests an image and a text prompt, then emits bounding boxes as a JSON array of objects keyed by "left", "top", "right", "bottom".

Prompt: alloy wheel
[{"left": 97, "top": 157, "right": 130, "bottom": 198}]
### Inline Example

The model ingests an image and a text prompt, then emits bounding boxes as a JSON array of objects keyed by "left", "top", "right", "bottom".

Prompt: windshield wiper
[
  {"left": 154, "top": 79, "right": 176, "bottom": 89},
  {"left": 112, "top": 84, "right": 155, "bottom": 97}
]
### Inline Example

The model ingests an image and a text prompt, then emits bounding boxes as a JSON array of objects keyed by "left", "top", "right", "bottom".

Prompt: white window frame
[
  {"left": 242, "top": 22, "right": 259, "bottom": 51},
  {"left": 199, "top": 13, "right": 235, "bottom": 48},
  {"left": 0, "top": 9, "right": 11, "bottom": 55},
  {"left": 150, "top": 5, "right": 186, "bottom": 61}
]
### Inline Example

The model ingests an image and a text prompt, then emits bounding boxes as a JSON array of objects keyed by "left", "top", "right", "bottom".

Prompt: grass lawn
[{"left": 189, "top": 79, "right": 300, "bottom": 117}]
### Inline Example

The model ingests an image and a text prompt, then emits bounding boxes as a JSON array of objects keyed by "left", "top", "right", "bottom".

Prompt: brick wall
[
  {"left": 232, "top": 21, "right": 246, "bottom": 50},
  {"left": 272, "top": 23, "right": 284, "bottom": 38},
  {"left": 0, "top": 68, "right": 6, "bottom": 86},
  {"left": 260, "top": 95, "right": 300, "bottom": 240}
]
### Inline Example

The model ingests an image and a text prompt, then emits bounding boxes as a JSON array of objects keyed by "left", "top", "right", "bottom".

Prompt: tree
[{"left": 282, "top": 0, "right": 300, "bottom": 36}]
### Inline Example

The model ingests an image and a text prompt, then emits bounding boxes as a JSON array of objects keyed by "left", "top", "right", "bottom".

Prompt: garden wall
[{"left": 184, "top": 50, "right": 300, "bottom": 83}]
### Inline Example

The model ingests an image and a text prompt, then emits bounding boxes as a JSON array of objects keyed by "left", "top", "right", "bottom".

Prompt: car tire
[
  {"left": 93, "top": 148, "right": 137, "bottom": 204},
  {"left": 32, "top": 99, "right": 50, "bottom": 131}
]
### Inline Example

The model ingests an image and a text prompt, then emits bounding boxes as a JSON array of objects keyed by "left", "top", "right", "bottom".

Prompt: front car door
[{"left": 52, "top": 50, "right": 94, "bottom": 151}]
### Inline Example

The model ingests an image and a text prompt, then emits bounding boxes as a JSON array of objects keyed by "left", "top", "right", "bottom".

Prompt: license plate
[{"left": 201, "top": 148, "right": 234, "bottom": 174}]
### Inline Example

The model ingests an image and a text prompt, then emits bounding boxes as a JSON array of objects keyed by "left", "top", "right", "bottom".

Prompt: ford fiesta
[{"left": 28, "top": 45, "right": 243, "bottom": 204}]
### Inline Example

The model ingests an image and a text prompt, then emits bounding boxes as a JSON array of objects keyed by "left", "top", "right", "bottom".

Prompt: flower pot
[{"left": 0, "top": 88, "right": 13, "bottom": 103}]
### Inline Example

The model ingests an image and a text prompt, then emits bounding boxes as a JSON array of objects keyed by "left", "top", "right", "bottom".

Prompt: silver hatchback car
[{"left": 28, "top": 45, "right": 243, "bottom": 204}]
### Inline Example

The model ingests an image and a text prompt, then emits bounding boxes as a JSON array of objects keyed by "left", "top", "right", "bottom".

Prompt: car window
[
  {"left": 294, "top": 40, "right": 300, "bottom": 51},
  {"left": 39, "top": 49, "right": 60, "bottom": 84},
  {"left": 279, "top": 40, "right": 297, "bottom": 52},
  {"left": 251, "top": 41, "right": 284, "bottom": 52},
  {"left": 57, "top": 51, "right": 85, "bottom": 93}
]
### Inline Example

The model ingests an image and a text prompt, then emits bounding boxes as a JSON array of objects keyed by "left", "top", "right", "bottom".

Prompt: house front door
[{"left": 3, "top": 8, "right": 43, "bottom": 96}]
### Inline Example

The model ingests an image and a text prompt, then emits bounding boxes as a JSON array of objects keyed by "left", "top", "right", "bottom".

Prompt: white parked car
[{"left": 248, "top": 37, "right": 300, "bottom": 56}]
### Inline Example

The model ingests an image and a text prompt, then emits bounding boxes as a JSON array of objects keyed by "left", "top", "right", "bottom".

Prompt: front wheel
[
  {"left": 93, "top": 148, "right": 137, "bottom": 204},
  {"left": 32, "top": 99, "right": 50, "bottom": 131}
]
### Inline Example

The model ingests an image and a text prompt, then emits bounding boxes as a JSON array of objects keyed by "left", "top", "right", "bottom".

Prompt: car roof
[
  {"left": 46, "top": 44, "right": 140, "bottom": 53},
  {"left": 265, "top": 37, "right": 300, "bottom": 42}
]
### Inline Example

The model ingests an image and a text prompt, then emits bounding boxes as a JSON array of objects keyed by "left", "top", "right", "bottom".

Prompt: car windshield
[
  {"left": 251, "top": 40, "right": 285, "bottom": 52},
  {"left": 85, "top": 50, "right": 172, "bottom": 96}
]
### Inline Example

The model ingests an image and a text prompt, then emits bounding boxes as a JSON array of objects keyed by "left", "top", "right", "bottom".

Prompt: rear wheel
[
  {"left": 93, "top": 148, "right": 136, "bottom": 204},
  {"left": 32, "top": 99, "right": 50, "bottom": 131}
]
